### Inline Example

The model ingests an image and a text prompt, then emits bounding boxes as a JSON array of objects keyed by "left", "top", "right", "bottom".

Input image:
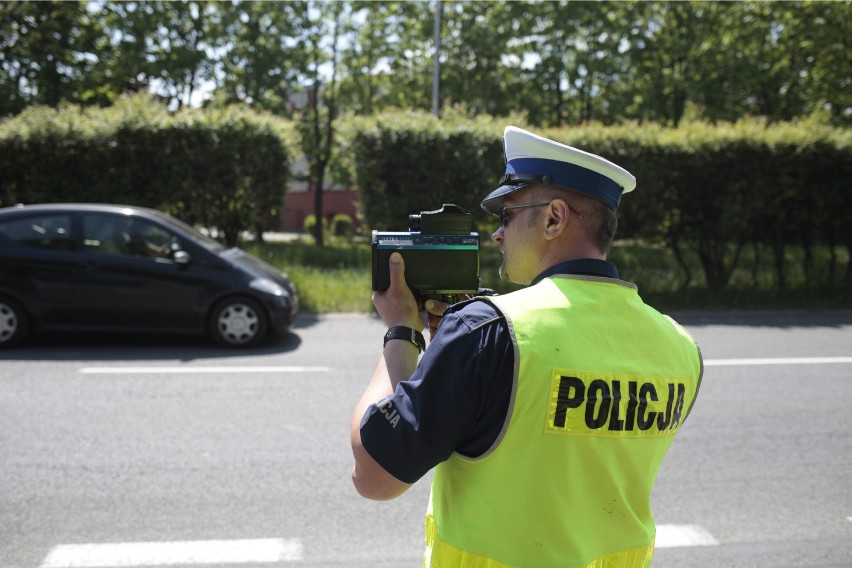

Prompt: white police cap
[{"left": 481, "top": 126, "right": 637, "bottom": 213}]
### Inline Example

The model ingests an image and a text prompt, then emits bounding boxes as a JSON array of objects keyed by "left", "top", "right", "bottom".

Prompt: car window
[
  {"left": 161, "top": 213, "right": 226, "bottom": 252},
  {"left": 83, "top": 214, "right": 183, "bottom": 262},
  {"left": 83, "top": 214, "right": 132, "bottom": 255},
  {"left": 0, "top": 214, "right": 74, "bottom": 250}
]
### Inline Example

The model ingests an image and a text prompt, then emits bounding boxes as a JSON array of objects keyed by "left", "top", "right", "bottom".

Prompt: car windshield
[{"left": 160, "top": 213, "right": 226, "bottom": 252}]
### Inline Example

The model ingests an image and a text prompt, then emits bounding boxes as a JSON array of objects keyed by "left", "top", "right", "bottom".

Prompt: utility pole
[{"left": 432, "top": 1, "right": 442, "bottom": 118}]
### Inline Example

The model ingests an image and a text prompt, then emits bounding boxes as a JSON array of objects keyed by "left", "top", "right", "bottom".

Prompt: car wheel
[
  {"left": 0, "top": 296, "right": 30, "bottom": 348},
  {"left": 209, "top": 296, "right": 268, "bottom": 347}
]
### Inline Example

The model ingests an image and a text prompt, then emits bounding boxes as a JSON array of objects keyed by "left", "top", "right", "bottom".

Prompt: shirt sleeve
[{"left": 359, "top": 299, "right": 514, "bottom": 484}]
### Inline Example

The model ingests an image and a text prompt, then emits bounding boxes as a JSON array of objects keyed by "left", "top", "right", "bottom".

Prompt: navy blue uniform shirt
[{"left": 360, "top": 259, "right": 620, "bottom": 484}]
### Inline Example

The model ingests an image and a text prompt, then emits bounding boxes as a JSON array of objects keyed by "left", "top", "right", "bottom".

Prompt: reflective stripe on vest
[
  {"left": 425, "top": 515, "right": 656, "bottom": 568},
  {"left": 425, "top": 275, "right": 702, "bottom": 568}
]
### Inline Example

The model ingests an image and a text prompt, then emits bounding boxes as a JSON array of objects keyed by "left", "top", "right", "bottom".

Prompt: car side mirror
[{"left": 173, "top": 250, "right": 191, "bottom": 265}]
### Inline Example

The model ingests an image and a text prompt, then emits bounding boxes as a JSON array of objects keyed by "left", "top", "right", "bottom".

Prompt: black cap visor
[
  {"left": 480, "top": 182, "right": 534, "bottom": 214},
  {"left": 482, "top": 171, "right": 577, "bottom": 214}
]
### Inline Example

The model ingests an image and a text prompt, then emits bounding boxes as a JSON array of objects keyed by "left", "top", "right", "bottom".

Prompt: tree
[
  {"left": 145, "top": 1, "right": 224, "bottom": 110},
  {"left": 770, "top": 1, "right": 851, "bottom": 124},
  {"left": 0, "top": 1, "right": 99, "bottom": 115},
  {"left": 336, "top": 1, "right": 407, "bottom": 115},
  {"left": 374, "top": 0, "right": 437, "bottom": 112},
  {"left": 527, "top": 1, "right": 634, "bottom": 125},
  {"left": 216, "top": 1, "right": 309, "bottom": 115},
  {"left": 436, "top": 1, "right": 521, "bottom": 116},
  {"left": 298, "top": 0, "right": 346, "bottom": 247},
  {"left": 805, "top": 1, "right": 851, "bottom": 124}
]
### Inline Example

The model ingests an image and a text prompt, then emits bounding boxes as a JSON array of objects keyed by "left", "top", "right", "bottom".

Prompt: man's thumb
[{"left": 389, "top": 252, "right": 405, "bottom": 284}]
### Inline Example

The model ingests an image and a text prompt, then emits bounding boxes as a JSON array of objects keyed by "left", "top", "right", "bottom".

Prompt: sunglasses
[
  {"left": 497, "top": 201, "right": 583, "bottom": 227},
  {"left": 498, "top": 202, "right": 551, "bottom": 227}
]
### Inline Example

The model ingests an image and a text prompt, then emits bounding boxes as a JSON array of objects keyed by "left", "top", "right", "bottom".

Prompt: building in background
[
  {"left": 279, "top": 89, "right": 361, "bottom": 233},
  {"left": 279, "top": 156, "right": 361, "bottom": 232}
]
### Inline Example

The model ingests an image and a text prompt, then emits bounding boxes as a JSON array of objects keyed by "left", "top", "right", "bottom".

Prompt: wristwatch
[{"left": 383, "top": 326, "right": 426, "bottom": 353}]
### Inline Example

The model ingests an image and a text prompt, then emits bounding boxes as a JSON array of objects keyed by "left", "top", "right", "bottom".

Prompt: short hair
[{"left": 531, "top": 186, "right": 618, "bottom": 255}]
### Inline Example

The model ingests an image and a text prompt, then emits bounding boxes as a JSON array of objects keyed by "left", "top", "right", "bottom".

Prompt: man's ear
[{"left": 543, "top": 199, "right": 569, "bottom": 240}]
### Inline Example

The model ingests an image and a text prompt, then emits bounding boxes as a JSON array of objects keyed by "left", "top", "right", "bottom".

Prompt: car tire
[
  {"left": 0, "top": 296, "right": 30, "bottom": 348},
  {"left": 209, "top": 296, "right": 268, "bottom": 347}
]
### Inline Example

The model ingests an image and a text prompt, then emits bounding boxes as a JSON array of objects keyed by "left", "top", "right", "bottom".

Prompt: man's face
[{"left": 490, "top": 190, "right": 546, "bottom": 286}]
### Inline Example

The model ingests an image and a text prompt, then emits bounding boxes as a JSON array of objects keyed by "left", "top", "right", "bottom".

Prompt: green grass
[
  {"left": 243, "top": 236, "right": 852, "bottom": 314},
  {"left": 243, "top": 237, "right": 374, "bottom": 313}
]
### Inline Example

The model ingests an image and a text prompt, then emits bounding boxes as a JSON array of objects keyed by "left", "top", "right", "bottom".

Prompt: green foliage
[
  {"left": 215, "top": 1, "right": 309, "bottom": 115},
  {"left": 0, "top": 1, "right": 100, "bottom": 114},
  {"left": 331, "top": 213, "right": 352, "bottom": 237},
  {"left": 303, "top": 214, "right": 324, "bottom": 242},
  {"left": 0, "top": 94, "right": 297, "bottom": 245},
  {"left": 340, "top": 110, "right": 507, "bottom": 231},
  {"left": 243, "top": 239, "right": 373, "bottom": 313},
  {"left": 4, "top": 1, "right": 848, "bottom": 127}
]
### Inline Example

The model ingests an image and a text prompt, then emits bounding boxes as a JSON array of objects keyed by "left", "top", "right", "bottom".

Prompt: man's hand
[
  {"left": 424, "top": 299, "right": 450, "bottom": 340},
  {"left": 424, "top": 295, "right": 471, "bottom": 340},
  {"left": 372, "top": 252, "right": 422, "bottom": 330}
]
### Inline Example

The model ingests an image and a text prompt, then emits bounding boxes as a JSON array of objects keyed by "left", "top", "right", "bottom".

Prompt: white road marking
[
  {"left": 78, "top": 358, "right": 851, "bottom": 374},
  {"left": 79, "top": 366, "right": 333, "bottom": 374},
  {"left": 655, "top": 524, "right": 719, "bottom": 548},
  {"left": 40, "top": 538, "right": 303, "bottom": 567},
  {"left": 704, "top": 356, "right": 852, "bottom": 366}
]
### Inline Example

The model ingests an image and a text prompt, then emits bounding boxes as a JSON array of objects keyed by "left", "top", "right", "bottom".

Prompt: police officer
[{"left": 350, "top": 126, "right": 703, "bottom": 567}]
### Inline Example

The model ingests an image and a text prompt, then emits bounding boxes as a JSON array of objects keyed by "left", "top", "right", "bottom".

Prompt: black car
[{"left": 0, "top": 203, "right": 299, "bottom": 347}]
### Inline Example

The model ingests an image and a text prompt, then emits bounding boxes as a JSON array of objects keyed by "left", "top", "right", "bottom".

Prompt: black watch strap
[{"left": 383, "top": 326, "right": 426, "bottom": 353}]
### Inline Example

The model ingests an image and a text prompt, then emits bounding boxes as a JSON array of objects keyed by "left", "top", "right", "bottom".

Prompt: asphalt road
[{"left": 1, "top": 311, "right": 851, "bottom": 568}]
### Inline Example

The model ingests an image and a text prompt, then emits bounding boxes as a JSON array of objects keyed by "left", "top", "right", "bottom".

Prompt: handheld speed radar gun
[{"left": 371, "top": 204, "right": 483, "bottom": 303}]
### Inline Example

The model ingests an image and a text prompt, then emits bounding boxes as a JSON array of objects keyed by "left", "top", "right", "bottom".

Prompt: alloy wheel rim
[
  {"left": 217, "top": 303, "right": 259, "bottom": 344},
  {"left": 0, "top": 304, "right": 17, "bottom": 342}
]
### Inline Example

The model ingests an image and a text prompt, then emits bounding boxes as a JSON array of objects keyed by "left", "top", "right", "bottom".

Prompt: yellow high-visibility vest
[{"left": 425, "top": 275, "right": 702, "bottom": 568}]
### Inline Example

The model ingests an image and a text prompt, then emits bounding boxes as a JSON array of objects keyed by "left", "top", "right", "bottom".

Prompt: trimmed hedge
[
  {"left": 344, "top": 111, "right": 851, "bottom": 292},
  {"left": 2, "top": 98, "right": 849, "bottom": 293},
  {"left": 338, "top": 111, "right": 507, "bottom": 232},
  {"left": 0, "top": 95, "right": 297, "bottom": 245}
]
